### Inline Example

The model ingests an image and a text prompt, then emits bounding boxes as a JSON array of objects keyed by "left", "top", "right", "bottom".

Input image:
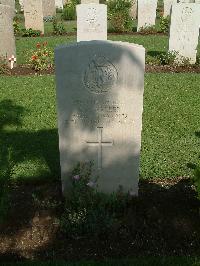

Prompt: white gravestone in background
[
  {"left": 55, "top": 40, "right": 145, "bottom": 195},
  {"left": 164, "top": 0, "right": 177, "bottom": 17},
  {"left": 169, "top": 4, "right": 200, "bottom": 64},
  {"left": 55, "top": 0, "right": 63, "bottom": 9},
  {"left": 137, "top": 0, "right": 157, "bottom": 31},
  {"left": 76, "top": 4, "right": 107, "bottom": 42},
  {"left": 0, "top": 4, "right": 16, "bottom": 63},
  {"left": 0, "top": 0, "right": 15, "bottom": 17},
  {"left": 130, "top": 0, "right": 137, "bottom": 19},
  {"left": 24, "top": 0, "right": 44, "bottom": 33},
  {"left": 42, "top": 0, "right": 56, "bottom": 17}
]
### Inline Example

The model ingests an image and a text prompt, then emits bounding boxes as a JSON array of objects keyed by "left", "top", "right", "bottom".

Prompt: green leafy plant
[
  {"left": 13, "top": 17, "right": 22, "bottom": 36},
  {"left": 158, "top": 51, "right": 178, "bottom": 65},
  {"left": 62, "top": 0, "right": 79, "bottom": 21},
  {"left": 159, "top": 15, "right": 170, "bottom": 34},
  {"left": 0, "top": 55, "right": 10, "bottom": 75},
  {"left": 108, "top": 0, "right": 133, "bottom": 33},
  {"left": 29, "top": 42, "right": 53, "bottom": 71},
  {"left": 61, "top": 162, "right": 131, "bottom": 238},
  {"left": 21, "top": 28, "right": 42, "bottom": 37},
  {"left": 43, "top": 16, "right": 54, "bottom": 22},
  {"left": 138, "top": 25, "right": 157, "bottom": 34},
  {"left": 52, "top": 17, "right": 65, "bottom": 35}
]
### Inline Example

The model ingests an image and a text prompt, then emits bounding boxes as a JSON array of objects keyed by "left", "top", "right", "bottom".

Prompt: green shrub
[
  {"left": 28, "top": 42, "right": 53, "bottom": 71},
  {"left": 62, "top": 0, "right": 79, "bottom": 21},
  {"left": 159, "top": 15, "right": 170, "bottom": 34},
  {"left": 158, "top": 51, "right": 178, "bottom": 65},
  {"left": 21, "top": 28, "right": 42, "bottom": 37},
  {"left": 52, "top": 17, "right": 65, "bottom": 35},
  {"left": 108, "top": 0, "right": 133, "bottom": 33},
  {"left": 61, "top": 162, "right": 131, "bottom": 238},
  {"left": 138, "top": 25, "right": 157, "bottom": 34}
]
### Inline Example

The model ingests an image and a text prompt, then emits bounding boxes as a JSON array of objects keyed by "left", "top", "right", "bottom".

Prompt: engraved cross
[{"left": 86, "top": 127, "right": 113, "bottom": 170}]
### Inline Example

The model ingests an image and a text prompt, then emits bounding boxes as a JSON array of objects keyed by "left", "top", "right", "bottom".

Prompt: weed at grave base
[{"left": 60, "top": 162, "right": 132, "bottom": 238}]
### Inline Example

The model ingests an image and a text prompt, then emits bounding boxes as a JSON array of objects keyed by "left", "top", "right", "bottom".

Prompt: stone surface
[
  {"left": 137, "top": 0, "right": 157, "bottom": 31},
  {"left": 81, "top": 0, "right": 99, "bottom": 3},
  {"left": 55, "top": 40, "right": 145, "bottom": 195},
  {"left": 0, "top": 0, "right": 15, "bottom": 16},
  {"left": 0, "top": 4, "right": 16, "bottom": 63},
  {"left": 24, "top": 0, "right": 44, "bottom": 33},
  {"left": 164, "top": 0, "right": 177, "bottom": 17},
  {"left": 42, "top": 0, "right": 56, "bottom": 17},
  {"left": 130, "top": 0, "right": 137, "bottom": 19},
  {"left": 76, "top": 4, "right": 107, "bottom": 42},
  {"left": 55, "top": 0, "right": 63, "bottom": 9},
  {"left": 169, "top": 3, "right": 200, "bottom": 64}
]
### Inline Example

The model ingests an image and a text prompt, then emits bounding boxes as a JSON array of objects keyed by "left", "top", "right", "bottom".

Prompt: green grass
[
  {"left": 16, "top": 35, "right": 169, "bottom": 65},
  {"left": 0, "top": 74, "right": 199, "bottom": 182},
  {"left": 2, "top": 257, "right": 200, "bottom": 266}
]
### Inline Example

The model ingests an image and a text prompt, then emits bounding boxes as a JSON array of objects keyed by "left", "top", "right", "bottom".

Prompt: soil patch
[
  {"left": 0, "top": 177, "right": 199, "bottom": 262},
  {"left": 2, "top": 64, "right": 200, "bottom": 77}
]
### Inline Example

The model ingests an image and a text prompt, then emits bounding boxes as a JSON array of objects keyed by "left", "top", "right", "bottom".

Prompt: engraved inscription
[
  {"left": 68, "top": 99, "right": 130, "bottom": 126},
  {"left": 85, "top": 8, "right": 101, "bottom": 32},
  {"left": 86, "top": 127, "right": 113, "bottom": 169},
  {"left": 83, "top": 56, "right": 118, "bottom": 94}
]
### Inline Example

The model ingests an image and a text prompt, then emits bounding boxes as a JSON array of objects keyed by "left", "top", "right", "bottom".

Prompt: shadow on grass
[{"left": 0, "top": 176, "right": 199, "bottom": 262}]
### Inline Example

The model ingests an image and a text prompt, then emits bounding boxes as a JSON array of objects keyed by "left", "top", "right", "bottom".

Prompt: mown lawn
[
  {"left": 0, "top": 73, "right": 199, "bottom": 183},
  {"left": 16, "top": 34, "right": 168, "bottom": 65}
]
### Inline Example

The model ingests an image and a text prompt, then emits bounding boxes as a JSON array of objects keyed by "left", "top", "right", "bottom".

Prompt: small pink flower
[{"left": 73, "top": 175, "right": 80, "bottom": 180}]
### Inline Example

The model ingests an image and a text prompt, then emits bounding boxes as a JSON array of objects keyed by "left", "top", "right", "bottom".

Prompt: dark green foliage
[
  {"left": 108, "top": 0, "right": 133, "bottom": 33},
  {"left": 62, "top": 0, "right": 79, "bottom": 21},
  {"left": 21, "top": 28, "right": 42, "bottom": 37},
  {"left": 138, "top": 25, "right": 157, "bottom": 34},
  {"left": 61, "top": 162, "right": 130, "bottom": 237},
  {"left": 159, "top": 15, "right": 170, "bottom": 34},
  {"left": 52, "top": 17, "right": 65, "bottom": 35},
  {"left": 158, "top": 51, "right": 177, "bottom": 65}
]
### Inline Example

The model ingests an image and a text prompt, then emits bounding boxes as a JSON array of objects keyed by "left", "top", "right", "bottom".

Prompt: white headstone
[
  {"left": 164, "top": 0, "right": 177, "bottom": 17},
  {"left": 76, "top": 4, "right": 107, "bottom": 42},
  {"left": 0, "top": 4, "right": 16, "bottom": 64},
  {"left": 24, "top": 0, "right": 44, "bottom": 34},
  {"left": 137, "top": 0, "right": 157, "bottom": 31},
  {"left": 42, "top": 0, "right": 56, "bottom": 17},
  {"left": 55, "top": 0, "right": 63, "bottom": 9},
  {"left": 130, "top": 0, "right": 137, "bottom": 19},
  {"left": 0, "top": 0, "right": 15, "bottom": 17},
  {"left": 169, "top": 3, "right": 200, "bottom": 64},
  {"left": 55, "top": 40, "right": 145, "bottom": 195}
]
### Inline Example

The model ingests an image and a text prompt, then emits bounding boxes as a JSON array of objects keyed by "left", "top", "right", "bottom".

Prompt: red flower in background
[{"left": 36, "top": 43, "right": 41, "bottom": 48}]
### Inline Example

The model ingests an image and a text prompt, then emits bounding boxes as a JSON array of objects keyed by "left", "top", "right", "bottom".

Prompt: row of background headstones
[{"left": 0, "top": 0, "right": 200, "bottom": 66}]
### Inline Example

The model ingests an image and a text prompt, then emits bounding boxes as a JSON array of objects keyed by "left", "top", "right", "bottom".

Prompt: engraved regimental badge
[{"left": 83, "top": 55, "right": 118, "bottom": 94}]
